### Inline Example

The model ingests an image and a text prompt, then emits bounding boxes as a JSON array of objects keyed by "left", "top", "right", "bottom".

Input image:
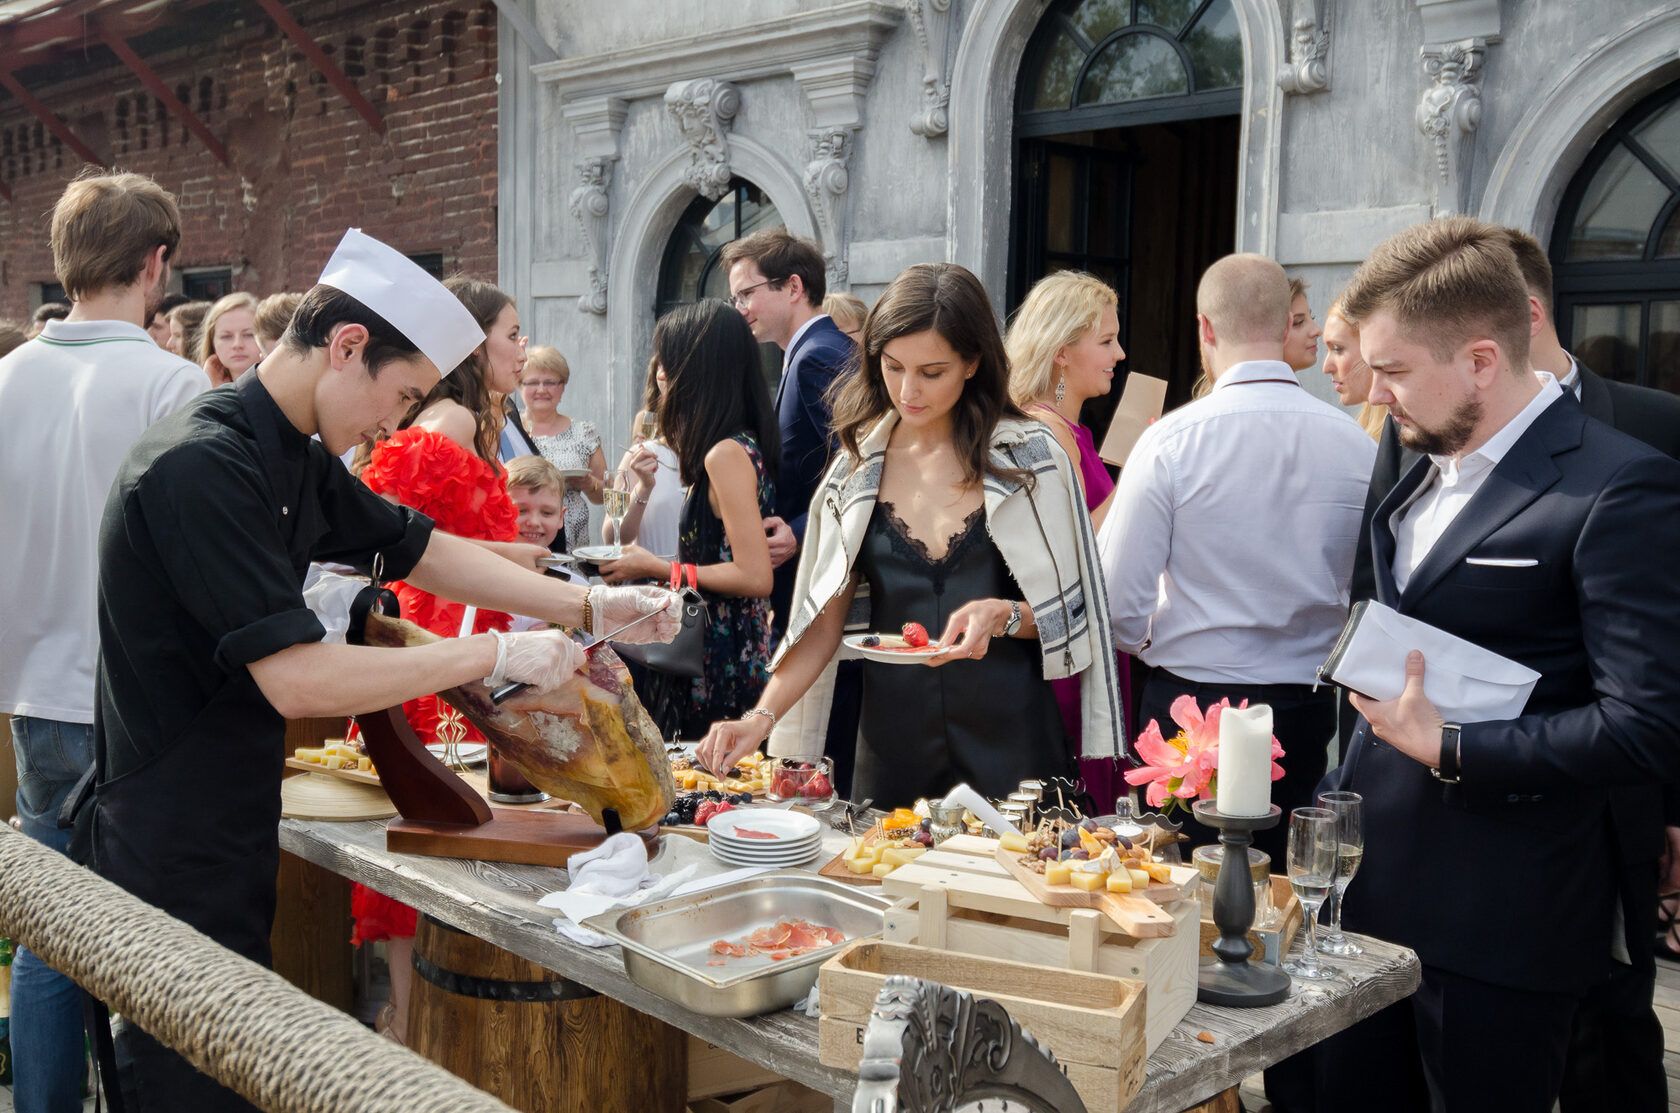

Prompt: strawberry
[
  {"left": 901, "top": 621, "right": 929, "bottom": 648},
  {"left": 803, "top": 772, "right": 833, "bottom": 798}
]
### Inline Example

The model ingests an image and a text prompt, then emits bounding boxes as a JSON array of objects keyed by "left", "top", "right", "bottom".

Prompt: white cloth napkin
[{"left": 537, "top": 832, "right": 699, "bottom": 946}]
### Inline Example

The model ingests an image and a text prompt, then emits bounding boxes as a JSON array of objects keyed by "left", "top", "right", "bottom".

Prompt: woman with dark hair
[
  {"left": 598, "top": 299, "right": 779, "bottom": 738},
  {"left": 348, "top": 274, "right": 540, "bottom": 1043},
  {"left": 696, "top": 263, "right": 1126, "bottom": 807}
]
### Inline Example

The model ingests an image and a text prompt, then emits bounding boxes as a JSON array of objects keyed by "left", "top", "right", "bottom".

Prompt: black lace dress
[{"left": 850, "top": 500, "right": 1072, "bottom": 808}]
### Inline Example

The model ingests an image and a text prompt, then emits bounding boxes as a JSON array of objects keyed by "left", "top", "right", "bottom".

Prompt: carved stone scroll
[
  {"left": 805, "top": 127, "right": 854, "bottom": 288},
  {"left": 905, "top": 0, "right": 952, "bottom": 137},
  {"left": 1277, "top": 0, "right": 1331, "bottom": 96},
  {"left": 1416, "top": 38, "right": 1488, "bottom": 216},
  {"left": 561, "top": 97, "right": 626, "bottom": 315},
  {"left": 665, "top": 78, "right": 741, "bottom": 202},
  {"left": 853, "top": 974, "right": 1088, "bottom": 1113}
]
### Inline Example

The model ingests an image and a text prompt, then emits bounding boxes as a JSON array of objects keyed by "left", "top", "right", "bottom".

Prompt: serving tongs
[{"left": 488, "top": 600, "right": 677, "bottom": 705}]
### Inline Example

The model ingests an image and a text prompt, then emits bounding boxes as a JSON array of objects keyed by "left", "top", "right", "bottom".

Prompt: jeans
[{"left": 10, "top": 716, "right": 92, "bottom": 1113}]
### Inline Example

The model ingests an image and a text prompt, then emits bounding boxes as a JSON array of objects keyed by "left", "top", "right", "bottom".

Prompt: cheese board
[
  {"left": 991, "top": 846, "right": 1177, "bottom": 937},
  {"left": 285, "top": 756, "right": 381, "bottom": 787}
]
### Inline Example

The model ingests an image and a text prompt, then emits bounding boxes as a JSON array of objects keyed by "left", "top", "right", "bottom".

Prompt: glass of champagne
[
  {"left": 636, "top": 410, "right": 659, "bottom": 443},
  {"left": 602, "top": 470, "right": 632, "bottom": 558},
  {"left": 1282, "top": 806, "right": 1341, "bottom": 981},
  {"left": 1317, "top": 790, "right": 1364, "bottom": 957}
]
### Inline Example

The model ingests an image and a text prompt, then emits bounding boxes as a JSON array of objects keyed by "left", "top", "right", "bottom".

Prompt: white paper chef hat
[{"left": 316, "top": 228, "right": 485, "bottom": 376}]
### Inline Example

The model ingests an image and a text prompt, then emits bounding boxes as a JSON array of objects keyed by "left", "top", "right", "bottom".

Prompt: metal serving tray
[{"left": 583, "top": 871, "right": 891, "bottom": 1017}]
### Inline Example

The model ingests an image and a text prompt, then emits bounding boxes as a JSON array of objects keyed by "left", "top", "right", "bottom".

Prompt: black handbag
[{"left": 611, "top": 584, "right": 706, "bottom": 678}]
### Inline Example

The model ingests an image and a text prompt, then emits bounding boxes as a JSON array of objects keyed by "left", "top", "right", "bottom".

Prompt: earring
[{"left": 1054, "top": 378, "right": 1066, "bottom": 404}]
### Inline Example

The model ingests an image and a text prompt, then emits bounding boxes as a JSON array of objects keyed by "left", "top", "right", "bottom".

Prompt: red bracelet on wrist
[
  {"left": 669, "top": 562, "right": 682, "bottom": 592},
  {"left": 684, "top": 563, "right": 699, "bottom": 590}
]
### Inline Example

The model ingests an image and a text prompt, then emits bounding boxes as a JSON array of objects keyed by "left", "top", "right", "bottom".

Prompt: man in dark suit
[
  {"left": 722, "top": 229, "right": 860, "bottom": 786},
  {"left": 1339, "top": 227, "right": 1680, "bottom": 1113},
  {"left": 1314, "top": 217, "right": 1680, "bottom": 1113}
]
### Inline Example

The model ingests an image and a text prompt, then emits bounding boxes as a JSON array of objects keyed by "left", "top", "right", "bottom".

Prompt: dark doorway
[{"left": 1011, "top": 0, "right": 1243, "bottom": 443}]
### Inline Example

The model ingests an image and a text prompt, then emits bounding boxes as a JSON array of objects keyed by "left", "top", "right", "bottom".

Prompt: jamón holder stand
[{"left": 1193, "top": 800, "right": 1289, "bottom": 1007}]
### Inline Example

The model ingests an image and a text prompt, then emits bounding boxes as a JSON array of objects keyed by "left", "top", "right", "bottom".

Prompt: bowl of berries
[{"left": 765, "top": 756, "right": 837, "bottom": 810}]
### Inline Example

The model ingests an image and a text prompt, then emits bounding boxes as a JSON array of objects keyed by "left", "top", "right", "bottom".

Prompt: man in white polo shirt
[{"left": 0, "top": 170, "right": 205, "bottom": 1113}]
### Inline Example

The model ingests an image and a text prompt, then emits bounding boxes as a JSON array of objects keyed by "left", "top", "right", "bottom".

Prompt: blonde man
[{"left": 253, "top": 290, "right": 302, "bottom": 356}]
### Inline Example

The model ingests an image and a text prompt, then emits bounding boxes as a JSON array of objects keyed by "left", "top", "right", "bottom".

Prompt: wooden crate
[
  {"left": 818, "top": 940, "right": 1146, "bottom": 1113},
  {"left": 1197, "top": 876, "right": 1302, "bottom": 967},
  {"left": 686, "top": 1036, "right": 784, "bottom": 1100},
  {"left": 876, "top": 837, "right": 1200, "bottom": 1054}
]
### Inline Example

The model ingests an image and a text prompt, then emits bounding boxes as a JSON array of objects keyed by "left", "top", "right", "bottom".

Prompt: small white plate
[
  {"left": 570, "top": 545, "right": 622, "bottom": 562},
  {"left": 556, "top": 468, "right": 592, "bottom": 478},
  {"left": 706, "top": 808, "right": 820, "bottom": 843},
  {"left": 537, "top": 553, "right": 574, "bottom": 569},
  {"left": 710, "top": 845, "right": 822, "bottom": 867},
  {"left": 842, "top": 633, "right": 942, "bottom": 665},
  {"left": 425, "top": 742, "right": 488, "bottom": 765}
]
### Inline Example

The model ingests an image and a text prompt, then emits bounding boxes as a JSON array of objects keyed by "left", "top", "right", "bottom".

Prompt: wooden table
[{"left": 278, "top": 815, "right": 1419, "bottom": 1113}]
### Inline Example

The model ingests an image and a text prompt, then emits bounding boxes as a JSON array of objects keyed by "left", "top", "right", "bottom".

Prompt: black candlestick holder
[{"left": 1193, "top": 800, "right": 1290, "bottom": 1007}]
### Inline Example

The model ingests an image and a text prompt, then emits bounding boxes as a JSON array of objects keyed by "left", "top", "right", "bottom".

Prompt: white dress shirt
[
  {"left": 1097, "top": 360, "right": 1377, "bottom": 684},
  {"left": 1390, "top": 374, "right": 1562, "bottom": 593}
]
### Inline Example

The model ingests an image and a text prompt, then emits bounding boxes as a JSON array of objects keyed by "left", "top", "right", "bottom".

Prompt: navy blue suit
[
  {"left": 1315, "top": 393, "right": 1680, "bottom": 1112},
  {"left": 771, "top": 315, "right": 853, "bottom": 642}
]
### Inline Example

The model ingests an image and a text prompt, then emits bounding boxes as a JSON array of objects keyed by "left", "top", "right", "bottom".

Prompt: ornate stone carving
[
  {"left": 1277, "top": 3, "right": 1331, "bottom": 95},
  {"left": 561, "top": 97, "right": 626, "bottom": 315},
  {"left": 568, "top": 157, "right": 614, "bottom": 315},
  {"left": 1417, "top": 38, "right": 1488, "bottom": 215},
  {"left": 905, "top": 0, "right": 953, "bottom": 137},
  {"left": 665, "top": 78, "right": 741, "bottom": 202},
  {"left": 805, "top": 127, "right": 855, "bottom": 287},
  {"left": 854, "top": 975, "right": 1085, "bottom": 1113}
]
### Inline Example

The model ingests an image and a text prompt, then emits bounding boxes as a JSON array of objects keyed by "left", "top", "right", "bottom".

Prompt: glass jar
[{"left": 1192, "top": 844, "right": 1276, "bottom": 927}]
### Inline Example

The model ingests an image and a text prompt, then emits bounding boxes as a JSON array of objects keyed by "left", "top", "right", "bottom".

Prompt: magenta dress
[{"left": 1031, "top": 406, "right": 1133, "bottom": 811}]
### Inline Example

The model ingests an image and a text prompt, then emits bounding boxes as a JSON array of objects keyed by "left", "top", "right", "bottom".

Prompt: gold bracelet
[{"left": 581, "top": 586, "right": 593, "bottom": 632}]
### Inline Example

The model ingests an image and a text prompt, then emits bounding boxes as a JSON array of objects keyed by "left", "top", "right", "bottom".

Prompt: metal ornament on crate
[{"left": 434, "top": 703, "right": 468, "bottom": 771}]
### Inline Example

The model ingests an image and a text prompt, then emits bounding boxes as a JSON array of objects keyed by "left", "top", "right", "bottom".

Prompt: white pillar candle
[{"left": 1215, "top": 704, "right": 1274, "bottom": 817}]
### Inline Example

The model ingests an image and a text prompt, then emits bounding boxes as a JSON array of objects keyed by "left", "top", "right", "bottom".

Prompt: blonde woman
[
  {"left": 1320, "top": 298, "right": 1386, "bottom": 439},
  {"left": 520, "top": 345, "right": 606, "bottom": 549},
  {"left": 197, "top": 291, "right": 260, "bottom": 385},
  {"left": 1005, "top": 270, "right": 1131, "bottom": 805},
  {"left": 822, "top": 291, "right": 868, "bottom": 343}
]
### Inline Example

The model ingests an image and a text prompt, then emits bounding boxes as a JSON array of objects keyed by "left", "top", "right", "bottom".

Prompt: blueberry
[
  {"left": 860, "top": 635, "right": 880, "bottom": 647},
  {"left": 705, "top": 790, "right": 723, "bottom": 801}
]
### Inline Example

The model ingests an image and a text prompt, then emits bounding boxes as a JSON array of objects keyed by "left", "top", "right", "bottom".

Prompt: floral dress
[
  {"left": 532, "top": 418, "right": 601, "bottom": 550},
  {"left": 646, "top": 432, "right": 775, "bottom": 740},
  {"left": 347, "top": 427, "right": 517, "bottom": 943}
]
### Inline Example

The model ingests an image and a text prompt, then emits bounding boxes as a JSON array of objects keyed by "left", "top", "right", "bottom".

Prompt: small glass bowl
[{"left": 764, "top": 756, "right": 837, "bottom": 810}]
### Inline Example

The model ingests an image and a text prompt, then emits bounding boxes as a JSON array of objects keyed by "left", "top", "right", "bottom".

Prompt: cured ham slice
[
  {"left": 362, "top": 610, "right": 676, "bottom": 830},
  {"left": 733, "top": 828, "right": 780, "bottom": 840},
  {"left": 707, "top": 919, "right": 846, "bottom": 965}
]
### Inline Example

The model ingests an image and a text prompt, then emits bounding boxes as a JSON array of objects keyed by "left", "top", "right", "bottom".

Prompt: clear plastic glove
[
  {"left": 591, "top": 584, "right": 682, "bottom": 643},
  {"left": 493, "top": 629, "right": 587, "bottom": 690}
]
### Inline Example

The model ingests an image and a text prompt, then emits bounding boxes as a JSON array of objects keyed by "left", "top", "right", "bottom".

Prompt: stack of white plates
[{"left": 706, "top": 809, "right": 823, "bottom": 867}]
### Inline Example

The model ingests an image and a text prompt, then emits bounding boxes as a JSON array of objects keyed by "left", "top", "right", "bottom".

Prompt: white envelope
[{"left": 1319, "top": 601, "right": 1541, "bottom": 723}]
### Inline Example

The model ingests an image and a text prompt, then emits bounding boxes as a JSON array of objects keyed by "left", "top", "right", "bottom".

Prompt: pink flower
[{"left": 1124, "top": 695, "right": 1287, "bottom": 814}]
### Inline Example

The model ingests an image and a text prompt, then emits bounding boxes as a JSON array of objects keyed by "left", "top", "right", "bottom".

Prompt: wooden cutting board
[
  {"left": 285, "top": 757, "right": 381, "bottom": 787},
  {"left": 993, "top": 846, "right": 1177, "bottom": 937}
]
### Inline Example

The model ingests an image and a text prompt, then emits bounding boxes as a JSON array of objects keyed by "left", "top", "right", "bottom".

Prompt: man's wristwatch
[
  {"left": 1001, "top": 601, "right": 1023, "bottom": 638},
  {"left": 1430, "top": 723, "right": 1462, "bottom": 784}
]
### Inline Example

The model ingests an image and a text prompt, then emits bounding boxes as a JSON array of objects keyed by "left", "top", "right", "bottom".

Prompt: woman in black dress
[{"left": 696, "top": 264, "right": 1127, "bottom": 806}]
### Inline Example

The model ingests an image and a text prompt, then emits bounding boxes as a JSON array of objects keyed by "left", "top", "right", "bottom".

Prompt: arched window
[
  {"left": 656, "top": 178, "right": 782, "bottom": 317},
  {"left": 1017, "top": 0, "right": 1242, "bottom": 136},
  {"left": 1551, "top": 80, "right": 1680, "bottom": 393}
]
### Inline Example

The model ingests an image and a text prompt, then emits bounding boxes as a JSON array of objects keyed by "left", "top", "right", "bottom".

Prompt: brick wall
[{"left": 0, "top": 0, "right": 499, "bottom": 322}]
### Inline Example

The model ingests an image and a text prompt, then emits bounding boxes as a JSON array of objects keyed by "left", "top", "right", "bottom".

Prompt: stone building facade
[
  {"left": 498, "top": 0, "right": 1680, "bottom": 451},
  {"left": 0, "top": 0, "right": 501, "bottom": 322}
]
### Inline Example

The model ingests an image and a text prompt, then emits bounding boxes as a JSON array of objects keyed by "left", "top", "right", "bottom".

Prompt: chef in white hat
[{"left": 79, "top": 229, "right": 680, "bottom": 1112}]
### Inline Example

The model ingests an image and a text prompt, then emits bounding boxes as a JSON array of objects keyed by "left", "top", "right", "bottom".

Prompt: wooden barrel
[{"left": 408, "top": 915, "right": 687, "bottom": 1112}]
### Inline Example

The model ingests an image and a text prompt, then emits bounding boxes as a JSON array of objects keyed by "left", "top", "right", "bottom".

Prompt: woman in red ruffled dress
[{"left": 348, "top": 276, "right": 535, "bottom": 1042}]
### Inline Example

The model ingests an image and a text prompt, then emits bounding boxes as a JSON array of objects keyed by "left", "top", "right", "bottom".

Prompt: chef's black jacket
[{"left": 91, "top": 370, "right": 433, "bottom": 968}]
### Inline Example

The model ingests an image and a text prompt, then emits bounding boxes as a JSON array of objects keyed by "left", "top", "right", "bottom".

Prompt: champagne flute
[
  {"left": 601, "top": 470, "right": 631, "bottom": 559},
  {"left": 1316, "top": 790, "right": 1364, "bottom": 957},
  {"left": 636, "top": 410, "right": 659, "bottom": 443},
  {"left": 1282, "top": 806, "right": 1340, "bottom": 980}
]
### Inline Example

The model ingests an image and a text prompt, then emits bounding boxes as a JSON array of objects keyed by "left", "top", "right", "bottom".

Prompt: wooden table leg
[{"left": 271, "top": 849, "right": 354, "bottom": 1011}]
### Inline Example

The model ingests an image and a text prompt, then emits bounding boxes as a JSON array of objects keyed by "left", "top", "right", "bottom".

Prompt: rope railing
[{"left": 0, "top": 825, "right": 517, "bottom": 1113}]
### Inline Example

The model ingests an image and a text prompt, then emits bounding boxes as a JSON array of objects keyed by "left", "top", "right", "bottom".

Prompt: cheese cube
[
  {"left": 1106, "top": 870, "right": 1132, "bottom": 893},
  {"left": 847, "top": 856, "right": 876, "bottom": 875},
  {"left": 872, "top": 861, "right": 896, "bottom": 878},
  {"left": 881, "top": 846, "right": 928, "bottom": 867},
  {"left": 1127, "top": 868, "right": 1151, "bottom": 889},
  {"left": 1070, "top": 870, "right": 1106, "bottom": 892},
  {"left": 999, "top": 831, "right": 1032, "bottom": 854},
  {"left": 1045, "top": 863, "right": 1072, "bottom": 887}
]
